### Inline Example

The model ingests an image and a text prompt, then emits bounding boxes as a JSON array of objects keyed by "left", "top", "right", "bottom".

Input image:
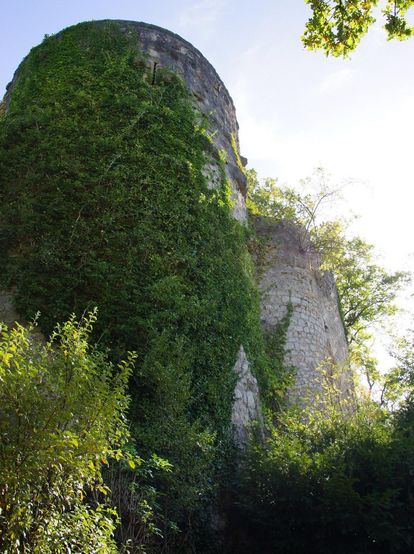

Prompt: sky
[{"left": 2, "top": 0, "right": 414, "bottom": 352}]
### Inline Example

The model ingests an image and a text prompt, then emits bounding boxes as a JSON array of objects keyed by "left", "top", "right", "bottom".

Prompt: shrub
[
  {"left": 229, "top": 401, "right": 414, "bottom": 554},
  {"left": 0, "top": 311, "right": 134, "bottom": 553}
]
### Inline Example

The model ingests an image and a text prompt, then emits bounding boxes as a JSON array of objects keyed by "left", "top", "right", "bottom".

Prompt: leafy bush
[
  {"left": 0, "top": 311, "right": 134, "bottom": 553},
  {"left": 229, "top": 399, "right": 414, "bottom": 554}
]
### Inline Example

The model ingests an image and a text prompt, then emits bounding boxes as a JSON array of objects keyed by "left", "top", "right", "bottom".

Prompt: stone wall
[
  {"left": 231, "top": 346, "right": 263, "bottom": 446},
  {"left": 254, "top": 217, "right": 353, "bottom": 407}
]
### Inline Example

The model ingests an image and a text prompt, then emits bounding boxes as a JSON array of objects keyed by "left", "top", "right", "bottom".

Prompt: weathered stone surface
[
  {"left": 254, "top": 217, "right": 353, "bottom": 407},
  {"left": 231, "top": 346, "right": 263, "bottom": 446}
]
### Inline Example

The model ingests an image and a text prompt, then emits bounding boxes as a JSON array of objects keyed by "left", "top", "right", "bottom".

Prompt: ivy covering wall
[{"left": 0, "top": 21, "right": 268, "bottom": 550}]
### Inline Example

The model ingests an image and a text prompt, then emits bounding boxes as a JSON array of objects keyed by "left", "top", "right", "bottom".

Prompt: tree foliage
[
  {"left": 318, "top": 226, "right": 408, "bottom": 343},
  {"left": 0, "top": 312, "right": 134, "bottom": 553},
  {"left": 229, "top": 396, "right": 414, "bottom": 554},
  {"left": 303, "top": 0, "right": 414, "bottom": 57},
  {"left": 375, "top": 325, "right": 414, "bottom": 407}
]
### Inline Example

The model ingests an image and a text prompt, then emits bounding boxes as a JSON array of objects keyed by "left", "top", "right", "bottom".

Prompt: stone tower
[
  {"left": 254, "top": 218, "right": 352, "bottom": 408},
  {"left": 0, "top": 20, "right": 351, "bottom": 444}
]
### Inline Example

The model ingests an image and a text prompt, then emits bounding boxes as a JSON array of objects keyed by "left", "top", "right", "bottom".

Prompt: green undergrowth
[
  {"left": 0, "top": 21, "right": 276, "bottom": 551},
  {"left": 228, "top": 399, "right": 414, "bottom": 554}
]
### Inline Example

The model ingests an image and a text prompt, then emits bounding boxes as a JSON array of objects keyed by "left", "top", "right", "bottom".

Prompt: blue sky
[{"left": 2, "top": 1, "right": 414, "bottom": 328}]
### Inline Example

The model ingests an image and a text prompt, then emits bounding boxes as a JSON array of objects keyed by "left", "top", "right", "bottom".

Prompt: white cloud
[
  {"left": 234, "top": 42, "right": 265, "bottom": 65},
  {"left": 319, "top": 68, "right": 353, "bottom": 94},
  {"left": 177, "top": 0, "right": 225, "bottom": 30},
  {"left": 231, "top": 81, "right": 283, "bottom": 163}
]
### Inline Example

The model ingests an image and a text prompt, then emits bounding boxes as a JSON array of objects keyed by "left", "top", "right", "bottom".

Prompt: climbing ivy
[
  {"left": 263, "top": 301, "right": 295, "bottom": 413},
  {"left": 0, "top": 21, "right": 272, "bottom": 551}
]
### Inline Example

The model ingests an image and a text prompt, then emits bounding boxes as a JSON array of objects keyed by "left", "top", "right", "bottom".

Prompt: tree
[
  {"left": 248, "top": 167, "right": 340, "bottom": 228},
  {"left": 229, "top": 395, "right": 414, "bottom": 554},
  {"left": 0, "top": 312, "right": 136, "bottom": 553},
  {"left": 317, "top": 227, "right": 409, "bottom": 343},
  {"left": 370, "top": 326, "right": 414, "bottom": 408},
  {"left": 248, "top": 167, "right": 344, "bottom": 251},
  {"left": 303, "top": 0, "right": 414, "bottom": 57}
]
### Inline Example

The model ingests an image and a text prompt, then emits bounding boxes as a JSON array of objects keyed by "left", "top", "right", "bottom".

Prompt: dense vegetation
[
  {"left": 1, "top": 18, "right": 414, "bottom": 554},
  {"left": 0, "top": 21, "right": 269, "bottom": 552},
  {"left": 0, "top": 313, "right": 134, "bottom": 553},
  {"left": 228, "top": 396, "right": 414, "bottom": 554}
]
